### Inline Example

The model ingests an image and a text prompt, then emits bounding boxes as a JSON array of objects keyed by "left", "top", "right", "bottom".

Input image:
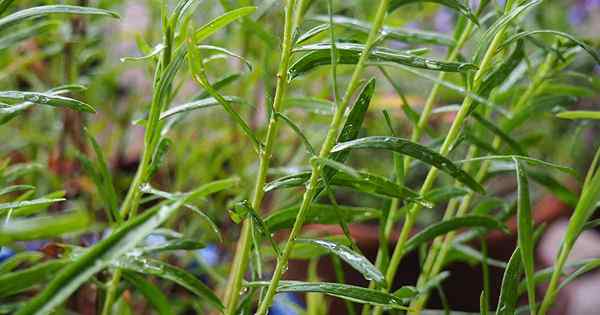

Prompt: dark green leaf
[
  {"left": 0, "top": 91, "right": 95, "bottom": 113},
  {"left": 265, "top": 203, "right": 379, "bottom": 231},
  {"left": 0, "top": 211, "right": 90, "bottom": 245},
  {"left": 297, "top": 238, "right": 385, "bottom": 286},
  {"left": 496, "top": 248, "right": 523, "bottom": 315},
  {"left": 404, "top": 216, "right": 506, "bottom": 254},
  {"left": 122, "top": 272, "right": 174, "bottom": 315},
  {"left": 246, "top": 281, "right": 415, "bottom": 308},
  {"left": 289, "top": 43, "right": 476, "bottom": 79},
  {"left": 0, "top": 5, "right": 119, "bottom": 29},
  {"left": 0, "top": 260, "right": 67, "bottom": 297},
  {"left": 309, "top": 15, "right": 455, "bottom": 46},
  {"left": 194, "top": 6, "right": 256, "bottom": 42},
  {"left": 332, "top": 136, "right": 485, "bottom": 193},
  {"left": 16, "top": 200, "right": 186, "bottom": 315}
]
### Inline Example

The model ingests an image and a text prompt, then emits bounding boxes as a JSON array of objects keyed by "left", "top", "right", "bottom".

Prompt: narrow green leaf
[
  {"left": 289, "top": 43, "right": 476, "bottom": 79},
  {"left": 312, "top": 157, "right": 360, "bottom": 178},
  {"left": 499, "top": 30, "right": 600, "bottom": 65},
  {"left": 0, "top": 211, "right": 90, "bottom": 245},
  {"left": 194, "top": 6, "right": 257, "bottom": 42},
  {"left": 246, "top": 281, "right": 416, "bottom": 308},
  {"left": 324, "top": 78, "right": 375, "bottom": 180},
  {"left": 514, "top": 158, "right": 536, "bottom": 314},
  {"left": 0, "top": 21, "right": 57, "bottom": 50},
  {"left": 309, "top": 16, "right": 455, "bottom": 46},
  {"left": 477, "top": 0, "right": 542, "bottom": 62},
  {"left": 160, "top": 96, "right": 245, "bottom": 120},
  {"left": 0, "top": 251, "right": 43, "bottom": 274},
  {"left": 332, "top": 136, "right": 485, "bottom": 193},
  {"left": 277, "top": 112, "right": 317, "bottom": 155},
  {"left": 16, "top": 200, "right": 186, "bottom": 315},
  {"left": 0, "top": 197, "right": 64, "bottom": 215},
  {"left": 403, "top": 215, "right": 506, "bottom": 254},
  {"left": 230, "top": 200, "right": 279, "bottom": 255},
  {"left": 84, "top": 129, "right": 120, "bottom": 223},
  {"left": 0, "top": 260, "right": 67, "bottom": 297},
  {"left": 0, "top": 185, "right": 34, "bottom": 196},
  {"left": 122, "top": 272, "right": 174, "bottom": 315},
  {"left": 0, "top": 5, "right": 119, "bottom": 29},
  {"left": 458, "top": 155, "right": 576, "bottom": 176},
  {"left": 121, "top": 43, "right": 166, "bottom": 62},
  {"left": 187, "top": 35, "right": 262, "bottom": 151},
  {"left": 389, "top": 0, "right": 478, "bottom": 25},
  {"left": 116, "top": 256, "right": 223, "bottom": 311},
  {"left": 496, "top": 248, "right": 523, "bottom": 315},
  {"left": 557, "top": 110, "right": 600, "bottom": 120},
  {"left": 297, "top": 238, "right": 385, "bottom": 286},
  {"left": 140, "top": 239, "right": 206, "bottom": 254},
  {"left": 265, "top": 203, "right": 379, "bottom": 231},
  {"left": 0, "top": 91, "right": 95, "bottom": 113},
  {"left": 471, "top": 112, "right": 525, "bottom": 155}
]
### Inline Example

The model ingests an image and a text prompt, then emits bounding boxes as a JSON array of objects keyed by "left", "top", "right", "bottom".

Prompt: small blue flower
[
  {"left": 196, "top": 244, "right": 220, "bottom": 266},
  {"left": 0, "top": 247, "right": 15, "bottom": 262},
  {"left": 269, "top": 293, "right": 303, "bottom": 315}
]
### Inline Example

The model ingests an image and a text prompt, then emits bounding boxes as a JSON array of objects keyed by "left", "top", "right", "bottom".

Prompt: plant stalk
[
  {"left": 222, "top": 1, "right": 307, "bottom": 314},
  {"left": 101, "top": 21, "right": 175, "bottom": 315},
  {"left": 254, "top": 1, "right": 391, "bottom": 314}
]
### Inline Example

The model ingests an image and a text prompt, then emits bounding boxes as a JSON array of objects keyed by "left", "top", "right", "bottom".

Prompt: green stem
[
  {"left": 371, "top": 11, "right": 515, "bottom": 315},
  {"left": 222, "top": 1, "right": 306, "bottom": 314},
  {"left": 538, "top": 245, "right": 569, "bottom": 315},
  {"left": 254, "top": 1, "right": 390, "bottom": 314},
  {"left": 101, "top": 22, "right": 175, "bottom": 315},
  {"left": 100, "top": 269, "right": 122, "bottom": 315},
  {"left": 409, "top": 49, "right": 559, "bottom": 315}
]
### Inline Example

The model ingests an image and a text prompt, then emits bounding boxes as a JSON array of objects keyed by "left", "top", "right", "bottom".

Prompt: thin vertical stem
[
  {"left": 222, "top": 1, "right": 307, "bottom": 314},
  {"left": 254, "top": 1, "right": 390, "bottom": 314}
]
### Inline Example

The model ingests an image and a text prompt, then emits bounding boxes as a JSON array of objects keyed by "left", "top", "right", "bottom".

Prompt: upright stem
[
  {"left": 254, "top": 1, "right": 390, "bottom": 314},
  {"left": 371, "top": 10, "right": 515, "bottom": 315},
  {"left": 102, "top": 18, "right": 175, "bottom": 315},
  {"left": 222, "top": 1, "right": 306, "bottom": 314},
  {"left": 409, "top": 48, "right": 558, "bottom": 315}
]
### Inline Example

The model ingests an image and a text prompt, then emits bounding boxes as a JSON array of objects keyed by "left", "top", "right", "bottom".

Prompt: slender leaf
[
  {"left": 0, "top": 5, "right": 119, "bottom": 29},
  {"left": 265, "top": 203, "right": 379, "bottom": 231},
  {"left": 0, "top": 91, "right": 95, "bottom": 113},
  {"left": 122, "top": 272, "right": 174, "bottom": 315},
  {"left": 290, "top": 43, "right": 477, "bottom": 79},
  {"left": 332, "top": 136, "right": 485, "bottom": 193},
  {"left": 297, "top": 238, "right": 385, "bottom": 286},
  {"left": 389, "top": 0, "right": 478, "bottom": 24},
  {"left": 194, "top": 6, "right": 257, "bottom": 42},
  {"left": 16, "top": 200, "right": 186, "bottom": 315},
  {"left": 246, "top": 281, "right": 416, "bottom": 308},
  {"left": 403, "top": 215, "right": 506, "bottom": 254},
  {"left": 0, "top": 211, "right": 90, "bottom": 245}
]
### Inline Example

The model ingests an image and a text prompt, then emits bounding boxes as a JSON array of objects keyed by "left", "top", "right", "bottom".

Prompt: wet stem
[
  {"left": 221, "top": 0, "right": 307, "bottom": 314},
  {"left": 253, "top": 0, "right": 391, "bottom": 314},
  {"left": 100, "top": 27, "right": 174, "bottom": 315}
]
